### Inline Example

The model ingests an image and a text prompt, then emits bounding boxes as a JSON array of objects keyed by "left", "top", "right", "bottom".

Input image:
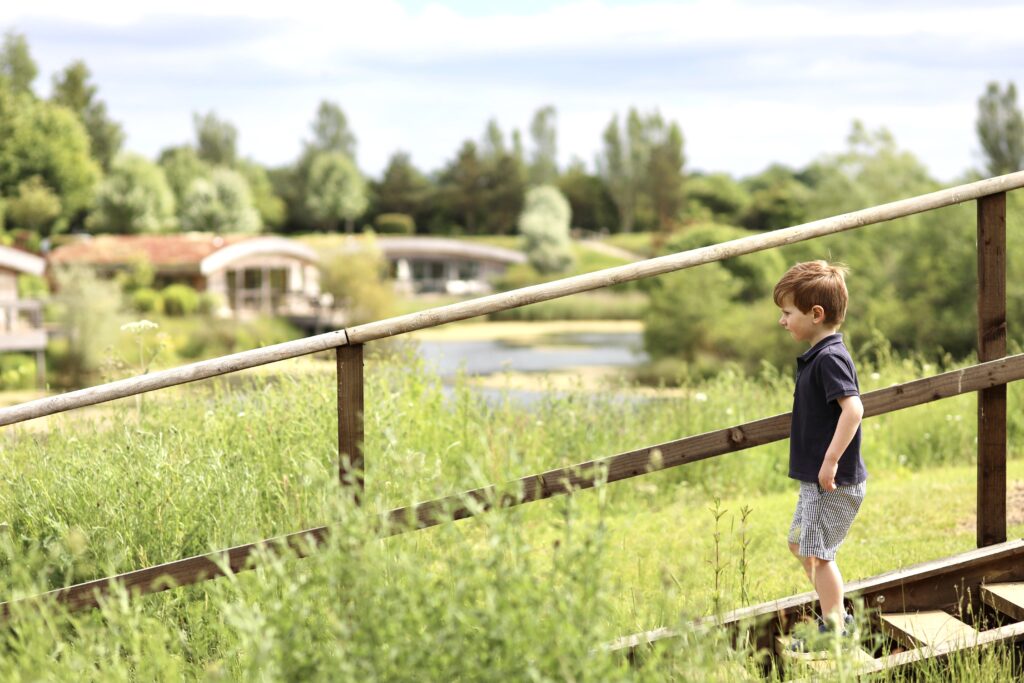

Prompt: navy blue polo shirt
[{"left": 789, "top": 333, "right": 867, "bottom": 485}]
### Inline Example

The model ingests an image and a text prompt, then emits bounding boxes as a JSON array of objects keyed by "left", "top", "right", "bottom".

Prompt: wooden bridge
[{"left": 2, "top": 172, "right": 1024, "bottom": 677}]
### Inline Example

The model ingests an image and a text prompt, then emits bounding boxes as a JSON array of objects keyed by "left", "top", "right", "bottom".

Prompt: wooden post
[
  {"left": 977, "top": 192, "right": 1007, "bottom": 547},
  {"left": 336, "top": 344, "right": 364, "bottom": 501}
]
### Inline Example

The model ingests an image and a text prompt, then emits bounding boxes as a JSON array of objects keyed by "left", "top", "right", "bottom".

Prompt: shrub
[
  {"left": 518, "top": 185, "right": 574, "bottom": 274},
  {"left": 0, "top": 353, "right": 36, "bottom": 390},
  {"left": 374, "top": 212, "right": 415, "bottom": 234},
  {"left": 130, "top": 287, "right": 162, "bottom": 314},
  {"left": 160, "top": 284, "right": 199, "bottom": 317}
]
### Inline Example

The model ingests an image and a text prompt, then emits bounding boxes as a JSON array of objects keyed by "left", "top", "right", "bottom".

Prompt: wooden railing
[{"left": 1, "top": 171, "right": 1023, "bottom": 617}]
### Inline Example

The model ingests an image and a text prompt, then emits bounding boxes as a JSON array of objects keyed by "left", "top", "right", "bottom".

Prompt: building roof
[
  {"left": 0, "top": 245, "right": 45, "bottom": 276},
  {"left": 376, "top": 237, "right": 526, "bottom": 264},
  {"left": 48, "top": 234, "right": 319, "bottom": 274}
]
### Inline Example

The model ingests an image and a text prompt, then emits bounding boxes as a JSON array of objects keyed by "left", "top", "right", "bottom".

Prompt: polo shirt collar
[{"left": 798, "top": 333, "right": 844, "bottom": 364}]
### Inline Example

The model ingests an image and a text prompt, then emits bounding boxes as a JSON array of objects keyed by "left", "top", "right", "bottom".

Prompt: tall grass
[{"left": 0, "top": 348, "right": 1019, "bottom": 679}]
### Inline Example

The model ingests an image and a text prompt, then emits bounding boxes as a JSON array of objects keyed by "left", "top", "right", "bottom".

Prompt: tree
[
  {"left": 6, "top": 176, "right": 61, "bottom": 232},
  {"left": 0, "top": 88, "right": 101, "bottom": 233},
  {"left": 740, "top": 165, "right": 811, "bottom": 231},
  {"left": 597, "top": 109, "right": 654, "bottom": 232},
  {"left": 976, "top": 81, "right": 1024, "bottom": 177},
  {"left": 237, "top": 159, "right": 286, "bottom": 229},
  {"left": 193, "top": 111, "right": 238, "bottom": 166},
  {"left": 645, "top": 114, "right": 686, "bottom": 236},
  {"left": 180, "top": 168, "right": 261, "bottom": 233},
  {"left": 87, "top": 153, "right": 176, "bottom": 234},
  {"left": 478, "top": 120, "right": 526, "bottom": 234},
  {"left": 439, "top": 141, "right": 485, "bottom": 233},
  {"left": 685, "top": 172, "right": 750, "bottom": 225},
  {"left": 518, "top": 185, "right": 573, "bottom": 274},
  {"left": 51, "top": 265, "right": 126, "bottom": 387},
  {"left": 158, "top": 145, "right": 211, "bottom": 207},
  {"left": 0, "top": 30, "right": 37, "bottom": 96},
  {"left": 304, "top": 152, "right": 368, "bottom": 233},
  {"left": 51, "top": 60, "right": 125, "bottom": 171},
  {"left": 305, "top": 100, "right": 356, "bottom": 159},
  {"left": 373, "top": 151, "right": 432, "bottom": 221},
  {"left": 557, "top": 159, "right": 616, "bottom": 231},
  {"left": 319, "top": 232, "right": 394, "bottom": 325},
  {"left": 529, "top": 105, "right": 558, "bottom": 185}
]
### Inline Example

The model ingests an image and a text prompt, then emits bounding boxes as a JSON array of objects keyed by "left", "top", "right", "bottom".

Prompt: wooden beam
[
  {"left": 5, "top": 354, "right": 1024, "bottom": 618},
  {"left": 978, "top": 192, "right": 1007, "bottom": 547},
  {"left": 2, "top": 175, "right": 1024, "bottom": 427},
  {"left": 336, "top": 344, "right": 364, "bottom": 498}
]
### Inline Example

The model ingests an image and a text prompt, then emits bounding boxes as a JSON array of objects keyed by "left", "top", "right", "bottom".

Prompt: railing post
[
  {"left": 336, "top": 344, "right": 365, "bottom": 501},
  {"left": 977, "top": 192, "right": 1007, "bottom": 547}
]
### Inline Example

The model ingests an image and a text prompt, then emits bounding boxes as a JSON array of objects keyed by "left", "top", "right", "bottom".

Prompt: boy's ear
[{"left": 811, "top": 304, "right": 826, "bottom": 323}]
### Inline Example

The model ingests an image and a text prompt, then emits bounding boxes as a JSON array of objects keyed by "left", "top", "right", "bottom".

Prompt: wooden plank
[
  {"left": 607, "top": 539, "right": 1024, "bottom": 655},
  {"left": 981, "top": 582, "right": 1024, "bottom": 621},
  {"left": 881, "top": 611, "right": 978, "bottom": 649},
  {"left": 336, "top": 344, "right": 364, "bottom": 498},
  {"left": 977, "top": 192, "right": 1007, "bottom": 548},
  {"left": 2, "top": 175, "right": 1024, "bottom": 427},
  {"left": 866, "top": 620, "right": 1024, "bottom": 676},
  {"left": 7, "top": 358, "right": 1024, "bottom": 621},
  {"left": 776, "top": 637, "right": 875, "bottom": 676}
]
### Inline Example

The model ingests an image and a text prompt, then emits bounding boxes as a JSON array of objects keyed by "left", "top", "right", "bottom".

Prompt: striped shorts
[{"left": 787, "top": 480, "right": 866, "bottom": 561}]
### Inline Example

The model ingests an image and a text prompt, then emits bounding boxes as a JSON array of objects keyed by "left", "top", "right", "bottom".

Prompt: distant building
[
  {"left": 0, "top": 244, "right": 47, "bottom": 385},
  {"left": 49, "top": 234, "right": 323, "bottom": 318},
  {"left": 376, "top": 237, "right": 526, "bottom": 295}
]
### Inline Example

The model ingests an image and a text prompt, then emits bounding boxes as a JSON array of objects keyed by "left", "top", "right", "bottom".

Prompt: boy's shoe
[{"left": 787, "top": 614, "right": 856, "bottom": 655}]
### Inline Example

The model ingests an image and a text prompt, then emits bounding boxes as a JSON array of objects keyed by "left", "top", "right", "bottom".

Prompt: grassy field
[{"left": 0, "top": 348, "right": 1020, "bottom": 680}]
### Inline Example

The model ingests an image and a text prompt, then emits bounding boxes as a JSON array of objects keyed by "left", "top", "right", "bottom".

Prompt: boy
[{"left": 773, "top": 260, "right": 867, "bottom": 638}]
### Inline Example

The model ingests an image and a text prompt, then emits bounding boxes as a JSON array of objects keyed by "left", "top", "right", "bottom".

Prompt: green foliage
[
  {"left": 50, "top": 59, "right": 125, "bottom": 171},
  {"left": 0, "top": 352, "right": 36, "bottom": 389},
  {"left": 685, "top": 172, "right": 750, "bottom": 225},
  {"left": 130, "top": 287, "right": 162, "bottom": 314},
  {"left": 528, "top": 104, "right": 558, "bottom": 185},
  {"left": 0, "top": 87, "right": 101, "bottom": 231},
  {"left": 372, "top": 151, "right": 432, "bottom": 224},
  {"left": 319, "top": 232, "right": 395, "bottom": 325},
  {"left": 373, "top": 212, "right": 415, "bottom": 234},
  {"left": 87, "top": 153, "right": 176, "bottom": 233},
  {"left": 976, "top": 81, "right": 1024, "bottom": 176},
  {"left": 17, "top": 273, "right": 48, "bottom": 299},
  {"left": 558, "top": 159, "right": 616, "bottom": 232},
  {"left": 160, "top": 283, "right": 199, "bottom": 317},
  {"left": 5, "top": 175, "right": 61, "bottom": 232},
  {"left": 518, "top": 185, "right": 573, "bottom": 274},
  {"left": 489, "top": 291, "right": 647, "bottom": 321},
  {"left": 193, "top": 110, "right": 238, "bottom": 166},
  {"left": 49, "top": 265, "right": 126, "bottom": 386},
  {"left": 667, "top": 224, "right": 785, "bottom": 301},
  {"left": 0, "top": 29, "right": 37, "bottom": 95},
  {"left": 157, "top": 145, "right": 211, "bottom": 207},
  {"left": 739, "top": 164, "right": 811, "bottom": 231},
  {"left": 304, "top": 151, "right": 368, "bottom": 233},
  {"left": 305, "top": 100, "right": 356, "bottom": 159},
  {"left": 180, "top": 167, "right": 261, "bottom": 233},
  {"left": 236, "top": 158, "right": 286, "bottom": 228}
]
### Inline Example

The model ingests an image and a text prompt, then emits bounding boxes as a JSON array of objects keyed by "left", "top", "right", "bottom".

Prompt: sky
[{"left": 2, "top": 0, "right": 1023, "bottom": 183}]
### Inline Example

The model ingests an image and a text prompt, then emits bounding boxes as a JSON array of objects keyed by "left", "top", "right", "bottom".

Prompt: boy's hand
[{"left": 818, "top": 460, "right": 838, "bottom": 491}]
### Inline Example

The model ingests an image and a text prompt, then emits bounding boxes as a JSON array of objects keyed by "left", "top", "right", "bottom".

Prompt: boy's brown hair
[{"left": 773, "top": 260, "right": 849, "bottom": 326}]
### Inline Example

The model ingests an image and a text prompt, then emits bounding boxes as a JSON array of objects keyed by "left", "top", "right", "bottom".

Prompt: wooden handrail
[
  {"left": 1, "top": 171, "right": 1023, "bottom": 428},
  {"left": 6, "top": 353, "right": 1023, "bottom": 617}
]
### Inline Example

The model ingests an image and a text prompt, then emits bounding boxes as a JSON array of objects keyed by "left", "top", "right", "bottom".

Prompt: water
[{"left": 415, "top": 331, "right": 648, "bottom": 404}]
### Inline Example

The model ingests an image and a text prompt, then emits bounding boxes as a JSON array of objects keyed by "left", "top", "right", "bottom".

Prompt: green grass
[{"left": 0, "top": 349, "right": 1020, "bottom": 679}]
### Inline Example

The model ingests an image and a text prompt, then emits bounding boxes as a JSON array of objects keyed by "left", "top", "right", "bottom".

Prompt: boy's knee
[{"left": 788, "top": 541, "right": 801, "bottom": 557}]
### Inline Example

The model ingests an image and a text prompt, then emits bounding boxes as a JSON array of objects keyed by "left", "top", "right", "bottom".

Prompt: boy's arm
[{"left": 818, "top": 395, "right": 864, "bottom": 491}]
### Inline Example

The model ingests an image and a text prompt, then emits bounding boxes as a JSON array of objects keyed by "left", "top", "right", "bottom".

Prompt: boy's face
[{"left": 777, "top": 294, "right": 823, "bottom": 344}]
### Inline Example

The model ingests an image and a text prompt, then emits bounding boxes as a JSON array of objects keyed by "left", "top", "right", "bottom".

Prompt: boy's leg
[
  {"left": 808, "top": 556, "right": 845, "bottom": 625},
  {"left": 788, "top": 541, "right": 814, "bottom": 583}
]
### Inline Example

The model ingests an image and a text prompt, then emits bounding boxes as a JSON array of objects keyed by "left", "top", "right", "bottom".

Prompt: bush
[
  {"left": 0, "top": 353, "right": 36, "bottom": 390},
  {"left": 160, "top": 284, "right": 199, "bottom": 317},
  {"left": 374, "top": 212, "right": 415, "bottom": 234},
  {"left": 130, "top": 287, "right": 162, "bottom": 314},
  {"left": 518, "top": 186, "right": 573, "bottom": 274},
  {"left": 197, "top": 291, "right": 223, "bottom": 316}
]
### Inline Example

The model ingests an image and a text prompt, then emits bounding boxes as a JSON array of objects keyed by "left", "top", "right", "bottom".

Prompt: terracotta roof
[{"left": 48, "top": 234, "right": 254, "bottom": 269}]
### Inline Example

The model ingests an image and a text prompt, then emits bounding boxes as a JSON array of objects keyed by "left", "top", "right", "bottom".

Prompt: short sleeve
[{"left": 819, "top": 353, "right": 859, "bottom": 403}]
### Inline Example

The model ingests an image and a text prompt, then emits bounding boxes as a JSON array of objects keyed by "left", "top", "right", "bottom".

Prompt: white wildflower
[
  {"left": 870, "top": 372, "right": 881, "bottom": 380},
  {"left": 694, "top": 392, "right": 708, "bottom": 402},
  {"left": 121, "top": 319, "right": 159, "bottom": 334}
]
